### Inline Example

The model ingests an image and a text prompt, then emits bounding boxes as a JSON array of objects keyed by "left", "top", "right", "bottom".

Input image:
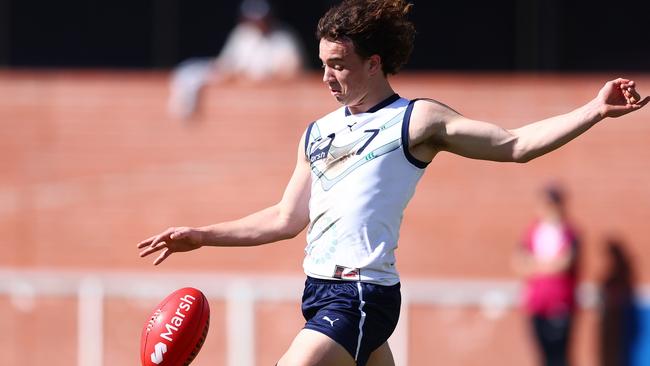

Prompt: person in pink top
[{"left": 514, "top": 184, "right": 580, "bottom": 366}]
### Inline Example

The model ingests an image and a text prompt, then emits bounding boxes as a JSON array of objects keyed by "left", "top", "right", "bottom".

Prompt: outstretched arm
[
  {"left": 138, "top": 131, "right": 312, "bottom": 265},
  {"left": 409, "top": 78, "right": 648, "bottom": 163}
]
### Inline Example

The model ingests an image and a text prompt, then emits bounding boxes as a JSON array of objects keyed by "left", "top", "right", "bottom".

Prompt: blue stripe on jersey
[
  {"left": 304, "top": 121, "right": 315, "bottom": 158},
  {"left": 402, "top": 100, "right": 430, "bottom": 169},
  {"left": 344, "top": 93, "right": 401, "bottom": 116}
]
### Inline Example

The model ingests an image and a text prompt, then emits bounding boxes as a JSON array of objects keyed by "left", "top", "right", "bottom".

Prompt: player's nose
[{"left": 322, "top": 66, "right": 335, "bottom": 83}]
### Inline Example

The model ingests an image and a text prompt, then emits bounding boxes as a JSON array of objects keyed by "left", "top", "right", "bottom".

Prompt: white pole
[
  {"left": 77, "top": 277, "right": 104, "bottom": 366},
  {"left": 226, "top": 282, "right": 255, "bottom": 366}
]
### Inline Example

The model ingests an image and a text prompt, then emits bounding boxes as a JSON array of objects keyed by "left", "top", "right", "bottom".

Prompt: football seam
[
  {"left": 142, "top": 297, "right": 170, "bottom": 365},
  {"left": 183, "top": 316, "right": 210, "bottom": 365},
  {"left": 183, "top": 297, "right": 210, "bottom": 366}
]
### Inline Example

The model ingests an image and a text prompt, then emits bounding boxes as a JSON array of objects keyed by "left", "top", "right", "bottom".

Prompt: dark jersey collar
[{"left": 344, "top": 93, "right": 401, "bottom": 117}]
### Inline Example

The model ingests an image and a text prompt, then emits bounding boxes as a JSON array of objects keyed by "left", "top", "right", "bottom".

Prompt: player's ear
[{"left": 368, "top": 54, "right": 382, "bottom": 75}]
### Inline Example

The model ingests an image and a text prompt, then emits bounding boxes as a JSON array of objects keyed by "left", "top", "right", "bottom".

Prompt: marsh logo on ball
[
  {"left": 140, "top": 287, "right": 210, "bottom": 366},
  {"left": 150, "top": 342, "right": 167, "bottom": 364}
]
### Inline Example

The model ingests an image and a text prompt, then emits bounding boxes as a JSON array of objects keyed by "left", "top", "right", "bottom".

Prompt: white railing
[{"left": 1, "top": 268, "right": 637, "bottom": 366}]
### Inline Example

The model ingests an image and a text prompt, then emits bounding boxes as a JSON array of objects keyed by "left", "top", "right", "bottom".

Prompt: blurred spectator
[
  {"left": 513, "top": 184, "right": 580, "bottom": 366},
  {"left": 599, "top": 237, "right": 637, "bottom": 366},
  {"left": 168, "top": 0, "right": 306, "bottom": 120}
]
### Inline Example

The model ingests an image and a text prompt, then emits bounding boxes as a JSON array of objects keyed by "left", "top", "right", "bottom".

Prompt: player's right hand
[
  {"left": 596, "top": 78, "right": 649, "bottom": 118},
  {"left": 137, "top": 227, "right": 204, "bottom": 265}
]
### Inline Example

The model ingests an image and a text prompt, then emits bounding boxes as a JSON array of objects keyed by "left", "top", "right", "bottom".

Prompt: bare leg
[
  {"left": 366, "top": 342, "right": 395, "bottom": 366},
  {"left": 277, "top": 329, "right": 356, "bottom": 366}
]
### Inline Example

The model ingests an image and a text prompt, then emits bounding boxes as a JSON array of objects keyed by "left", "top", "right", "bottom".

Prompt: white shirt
[
  {"left": 303, "top": 95, "right": 427, "bottom": 285},
  {"left": 218, "top": 22, "right": 304, "bottom": 80}
]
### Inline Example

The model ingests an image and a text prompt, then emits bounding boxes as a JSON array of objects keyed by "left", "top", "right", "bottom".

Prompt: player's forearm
[
  {"left": 197, "top": 205, "right": 305, "bottom": 247},
  {"left": 511, "top": 98, "right": 603, "bottom": 162}
]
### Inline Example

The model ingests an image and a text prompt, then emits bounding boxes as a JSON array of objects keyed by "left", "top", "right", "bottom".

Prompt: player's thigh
[
  {"left": 366, "top": 342, "right": 395, "bottom": 366},
  {"left": 277, "top": 329, "right": 356, "bottom": 366}
]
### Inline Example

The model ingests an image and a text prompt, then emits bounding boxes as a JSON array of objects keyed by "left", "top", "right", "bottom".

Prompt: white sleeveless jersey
[{"left": 303, "top": 95, "right": 428, "bottom": 286}]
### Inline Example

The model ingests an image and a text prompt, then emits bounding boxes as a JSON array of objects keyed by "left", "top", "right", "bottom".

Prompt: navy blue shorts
[{"left": 301, "top": 277, "right": 401, "bottom": 366}]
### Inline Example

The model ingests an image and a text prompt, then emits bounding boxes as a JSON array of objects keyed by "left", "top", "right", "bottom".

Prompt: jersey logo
[
  {"left": 309, "top": 110, "right": 405, "bottom": 191},
  {"left": 312, "top": 139, "right": 401, "bottom": 191},
  {"left": 322, "top": 316, "right": 340, "bottom": 327},
  {"left": 327, "top": 129, "right": 380, "bottom": 160},
  {"left": 309, "top": 133, "right": 335, "bottom": 163},
  {"left": 333, "top": 265, "right": 361, "bottom": 280}
]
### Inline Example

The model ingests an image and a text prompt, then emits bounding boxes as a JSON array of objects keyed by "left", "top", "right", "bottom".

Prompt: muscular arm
[
  {"left": 409, "top": 78, "right": 648, "bottom": 163},
  {"left": 138, "top": 131, "right": 311, "bottom": 264},
  {"left": 199, "top": 134, "right": 311, "bottom": 246}
]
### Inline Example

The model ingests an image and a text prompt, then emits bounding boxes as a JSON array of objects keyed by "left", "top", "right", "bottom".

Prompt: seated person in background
[{"left": 169, "top": 0, "right": 306, "bottom": 119}]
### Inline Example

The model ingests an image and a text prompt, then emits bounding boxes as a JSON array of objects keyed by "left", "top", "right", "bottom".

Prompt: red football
[{"left": 140, "top": 287, "right": 210, "bottom": 366}]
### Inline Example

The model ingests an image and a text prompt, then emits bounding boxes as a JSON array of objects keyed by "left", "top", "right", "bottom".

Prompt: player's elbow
[
  {"left": 512, "top": 142, "right": 550, "bottom": 163},
  {"left": 510, "top": 138, "right": 538, "bottom": 163},
  {"left": 512, "top": 150, "right": 536, "bottom": 163},
  {"left": 275, "top": 213, "right": 308, "bottom": 240},
  {"left": 276, "top": 225, "right": 301, "bottom": 240}
]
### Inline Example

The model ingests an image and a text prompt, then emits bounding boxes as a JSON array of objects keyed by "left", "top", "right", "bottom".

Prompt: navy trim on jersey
[
  {"left": 344, "top": 93, "right": 401, "bottom": 116},
  {"left": 402, "top": 99, "right": 430, "bottom": 169},
  {"left": 304, "top": 121, "right": 315, "bottom": 158}
]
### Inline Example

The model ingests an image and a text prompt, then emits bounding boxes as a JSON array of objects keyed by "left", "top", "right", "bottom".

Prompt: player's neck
[{"left": 347, "top": 79, "right": 395, "bottom": 115}]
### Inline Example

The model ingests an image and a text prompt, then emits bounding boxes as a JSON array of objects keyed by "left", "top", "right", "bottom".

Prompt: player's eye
[{"left": 322, "top": 64, "right": 343, "bottom": 71}]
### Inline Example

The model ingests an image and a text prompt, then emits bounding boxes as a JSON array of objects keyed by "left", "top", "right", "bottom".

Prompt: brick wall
[{"left": 1, "top": 71, "right": 648, "bottom": 365}]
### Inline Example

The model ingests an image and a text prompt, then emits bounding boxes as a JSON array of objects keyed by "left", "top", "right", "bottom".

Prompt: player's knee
[
  {"left": 276, "top": 352, "right": 316, "bottom": 366},
  {"left": 278, "top": 359, "right": 322, "bottom": 366},
  {"left": 277, "top": 349, "right": 353, "bottom": 366},
  {"left": 275, "top": 357, "right": 305, "bottom": 366}
]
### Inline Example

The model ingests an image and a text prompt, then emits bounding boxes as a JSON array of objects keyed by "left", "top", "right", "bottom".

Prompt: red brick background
[{"left": 1, "top": 71, "right": 648, "bottom": 365}]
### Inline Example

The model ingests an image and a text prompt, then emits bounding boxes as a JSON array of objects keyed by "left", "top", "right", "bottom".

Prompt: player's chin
[{"left": 331, "top": 93, "right": 347, "bottom": 104}]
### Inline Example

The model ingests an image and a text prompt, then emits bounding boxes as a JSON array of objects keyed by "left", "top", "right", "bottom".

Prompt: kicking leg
[
  {"left": 366, "top": 342, "right": 395, "bottom": 366},
  {"left": 277, "top": 329, "right": 356, "bottom": 366}
]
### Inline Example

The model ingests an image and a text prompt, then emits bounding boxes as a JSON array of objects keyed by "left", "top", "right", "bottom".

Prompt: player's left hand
[
  {"left": 597, "top": 78, "right": 649, "bottom": 118},
  {"left": 137, "top": 226, "right": 204, "bottom": 265}
]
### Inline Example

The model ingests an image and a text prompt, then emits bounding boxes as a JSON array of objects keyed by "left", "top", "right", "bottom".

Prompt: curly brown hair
[{"left": 316, "top": 0, "right": 415, "bottom": 75}]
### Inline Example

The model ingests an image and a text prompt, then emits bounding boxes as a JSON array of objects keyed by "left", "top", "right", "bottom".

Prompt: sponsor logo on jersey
[
  {"left": 333, "top": 265, "right": 361, "bottom": 280},
  {"left": 309, "top": 133, "right": 335, "bottom": 163},
  {"left": 322, "top": 316, "right": 340, "bottom": 327}
]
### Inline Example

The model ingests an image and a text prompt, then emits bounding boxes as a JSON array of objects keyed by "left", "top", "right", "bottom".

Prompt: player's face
[{"left": 319, "top": 38, "right": 372, "bottom": 107}]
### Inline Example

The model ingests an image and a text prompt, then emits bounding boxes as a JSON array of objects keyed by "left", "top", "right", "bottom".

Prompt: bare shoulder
[
  {"left": 408, "top": 98, "right": 459, "bottom": 146},
  {"left": 412, "top": 98, "right": 460, "bottom": 116}
]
